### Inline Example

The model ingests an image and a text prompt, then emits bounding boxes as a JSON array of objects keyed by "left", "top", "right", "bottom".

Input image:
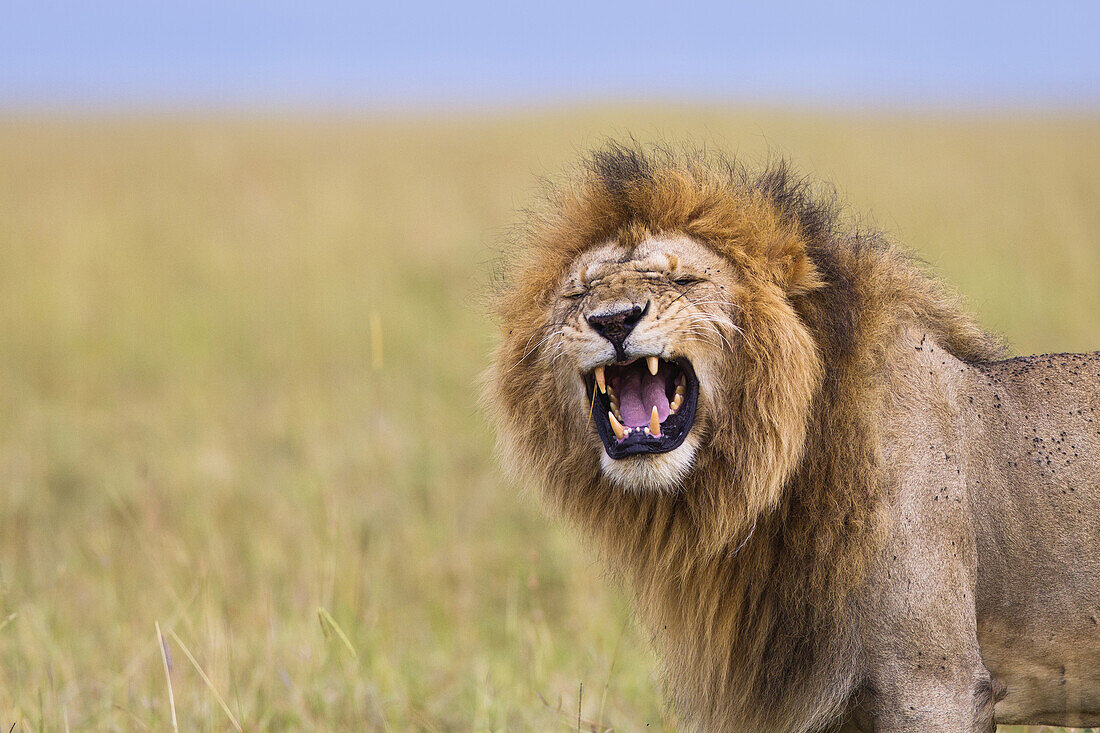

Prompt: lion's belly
[{"left": 973, "top": 467, "right": 1100, "bottom": 724}]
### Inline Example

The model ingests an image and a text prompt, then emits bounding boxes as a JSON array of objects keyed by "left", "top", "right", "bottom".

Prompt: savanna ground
[{"left": 0, "top": 108, "right": 1097, "bottom": 731}]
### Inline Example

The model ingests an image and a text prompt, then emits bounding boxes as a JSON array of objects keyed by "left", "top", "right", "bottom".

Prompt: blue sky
[{"left": 2, "top": 0, "right": 1098, "bottom": 109}]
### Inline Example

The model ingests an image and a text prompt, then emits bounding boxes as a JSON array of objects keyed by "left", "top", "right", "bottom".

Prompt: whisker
[
  {"left": 683, "top": 330, "right": 724, "bottom": 347},
  {"left": 686, "top": 298, "right": 743, "bottom": 312},
  {"left": 680, "top": 316, "right": 735, "bottom": 350},
  {"left": 508, "top": 329, "right": 566, "bottom": 373}
]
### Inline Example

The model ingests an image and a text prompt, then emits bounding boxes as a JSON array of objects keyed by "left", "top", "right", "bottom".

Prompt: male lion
[{"left": 486, "top": 144, "right": 1100, "bottom": 732}]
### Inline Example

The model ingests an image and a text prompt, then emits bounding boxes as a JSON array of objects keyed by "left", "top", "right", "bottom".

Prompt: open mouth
[{"left": 586, "top": 357, "right": 699, "bottom": 459}]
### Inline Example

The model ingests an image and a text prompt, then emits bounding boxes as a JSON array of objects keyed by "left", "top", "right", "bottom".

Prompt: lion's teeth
[
  {"left": 675, "top": 383, "right": 686, "bottom": 396},
  {"left": 647, "top": 356, "right": 659, "bottom": 375},
  {"left": 594, "top": 365, "right": 606, "bottom": 394},
  {"left": 670, "top": 393, "right": 683, "bottom": 411},
  {"left": 649, "top": 406, "right": 661, "bottom": 437},
  {"left": 608, "top": 411, "right": 627, "bottom": 440}
]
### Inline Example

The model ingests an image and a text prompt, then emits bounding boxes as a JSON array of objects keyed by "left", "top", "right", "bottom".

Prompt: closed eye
[{"left": 672, "top": 275, "right": 703, "bottom": 286}]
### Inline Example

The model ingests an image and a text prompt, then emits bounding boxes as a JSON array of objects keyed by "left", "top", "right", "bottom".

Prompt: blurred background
[{"left": 0, "top": 2, "right": 1097, "bottom": 730}]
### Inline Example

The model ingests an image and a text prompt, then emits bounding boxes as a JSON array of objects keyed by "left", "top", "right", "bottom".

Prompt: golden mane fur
[{"left": 486, "top": 144, "right": 1005, "bottom": 731}]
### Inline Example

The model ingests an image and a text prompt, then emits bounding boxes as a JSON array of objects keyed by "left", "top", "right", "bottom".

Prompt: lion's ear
[
  {"left": 746, "top": 213, "right": 825, "bottom": 296},
  {"left": 780, "top": 250, "right": 825, "bottom": 296}
]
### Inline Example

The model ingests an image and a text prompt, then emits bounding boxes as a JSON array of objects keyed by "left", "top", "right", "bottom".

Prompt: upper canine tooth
[
  {"left": 594, "top": 365, "right": 606, "bottom": 394},
  {"left": 649, "top": 406, "right": 661, "bottom": 437},
  {"left": 647, "top": 356, "right": 659, "bottom": 375},
  {"left": 608, "top": 411, "right": 627, "bottom": 440}
]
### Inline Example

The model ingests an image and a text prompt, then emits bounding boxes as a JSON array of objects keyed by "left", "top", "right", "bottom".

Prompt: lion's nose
[{"left": 587, "top": 302, "right": 648, "bottom": 356}]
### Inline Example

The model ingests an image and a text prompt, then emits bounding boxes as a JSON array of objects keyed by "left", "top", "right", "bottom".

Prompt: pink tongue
[{"left": 619, "top": 370, "right": 671, "bottom": 427}]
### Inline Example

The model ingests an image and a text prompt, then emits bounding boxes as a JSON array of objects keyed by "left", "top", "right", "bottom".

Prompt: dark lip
[{"left": 585, "top": 358, "right": 700, "bottom": 459}]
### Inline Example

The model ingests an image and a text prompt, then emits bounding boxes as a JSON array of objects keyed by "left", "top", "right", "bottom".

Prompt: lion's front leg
[
  {"left": 854, "top": 440, "right": 1000, "bottom": 731},
  {"left": 856, "top": 664, "right": 999, "bottom": 732},
  {"left": 843, "top": 568, "right": 1002, "bottom": 732}
]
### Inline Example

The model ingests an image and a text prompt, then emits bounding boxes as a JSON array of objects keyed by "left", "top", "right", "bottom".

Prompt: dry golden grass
[{"left": 0, "top": 108, "right": 1097, "bottom": 731}]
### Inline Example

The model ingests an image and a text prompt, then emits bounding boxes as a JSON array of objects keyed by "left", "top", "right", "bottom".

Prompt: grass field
[{"left": 0, "top": 108, "right": 1097, "bottom": 731}]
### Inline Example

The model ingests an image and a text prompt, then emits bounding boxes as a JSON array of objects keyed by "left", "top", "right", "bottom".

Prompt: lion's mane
[{"left": 487, "top": 144, "right": 1004, "bottom": 731}]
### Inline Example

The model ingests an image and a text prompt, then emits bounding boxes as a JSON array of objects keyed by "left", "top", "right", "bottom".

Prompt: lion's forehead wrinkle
[{"left": 569, "top": 234, "right": 725, "bottom": 284}]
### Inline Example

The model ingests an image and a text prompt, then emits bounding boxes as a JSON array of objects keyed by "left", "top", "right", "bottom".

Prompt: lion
[{"left": 485, "top": 143, "right": 1100, "bottom": 732}]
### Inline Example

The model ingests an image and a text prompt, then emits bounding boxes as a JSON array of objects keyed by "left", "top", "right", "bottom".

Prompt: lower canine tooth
[
  {"left": 608, "top": 411, "right": 626, "bottom": 440},
  {"left": 649, "top": 406, "right": 661, "bottom": 437}
]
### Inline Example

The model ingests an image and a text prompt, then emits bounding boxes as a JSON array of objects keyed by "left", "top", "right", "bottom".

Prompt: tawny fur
[{"left": 485, "top": 144, "right": 1099, "bottom": 731}]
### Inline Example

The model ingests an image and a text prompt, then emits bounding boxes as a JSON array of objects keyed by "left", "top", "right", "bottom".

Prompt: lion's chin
[{"left": 599, "top": 433, "right": 700, "bottom": 493}]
